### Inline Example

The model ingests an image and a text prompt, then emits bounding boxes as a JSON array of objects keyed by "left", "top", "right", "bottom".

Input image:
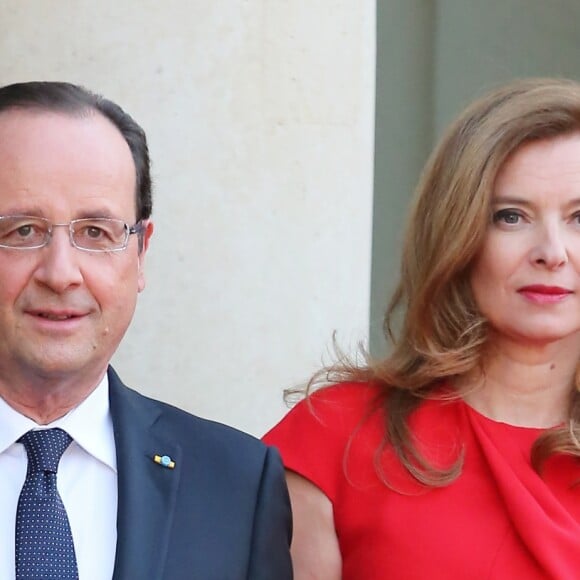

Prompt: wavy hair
[{"left": 303, "top": 78, "right": 580, "bottom": 486}]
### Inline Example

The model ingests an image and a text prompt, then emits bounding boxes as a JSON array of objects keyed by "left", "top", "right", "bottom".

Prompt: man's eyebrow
[
  {"left": 74, "top": 209, "right": 119, "bottom": 219},
  {"left": 0, "top": 206, "right": 46, "bottom": 216},
  {"left": 0, "top": 208, "right": 123, "bottom": 219}
]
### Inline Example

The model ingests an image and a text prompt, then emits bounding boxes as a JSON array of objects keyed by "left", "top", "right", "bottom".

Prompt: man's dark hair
[{"left": 0, "top": 81, "right": 152, "bottom": 221}]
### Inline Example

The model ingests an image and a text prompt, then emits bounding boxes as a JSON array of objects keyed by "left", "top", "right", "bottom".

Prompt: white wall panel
[{"left": 0, "top": 1, "right": 375, "bottom": 435}]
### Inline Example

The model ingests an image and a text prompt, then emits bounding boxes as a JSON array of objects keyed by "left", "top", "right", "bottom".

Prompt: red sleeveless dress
[{"left": 263, "top": 383, "right": 580, "bottom": 579}]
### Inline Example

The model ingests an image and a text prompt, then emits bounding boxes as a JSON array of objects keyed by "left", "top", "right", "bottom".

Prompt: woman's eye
[{"left": 493, "top": 209, "right": 521, "bottom": 225}]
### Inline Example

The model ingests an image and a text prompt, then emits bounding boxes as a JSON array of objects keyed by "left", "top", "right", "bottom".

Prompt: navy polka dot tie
[{"left": 15, "top": 428, "right": 79, "bottom": 580}]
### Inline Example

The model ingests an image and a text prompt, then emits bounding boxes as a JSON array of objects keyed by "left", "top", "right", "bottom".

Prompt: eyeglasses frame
[{"left": 0, "top": 215, "right": 145, "bottom": 253}]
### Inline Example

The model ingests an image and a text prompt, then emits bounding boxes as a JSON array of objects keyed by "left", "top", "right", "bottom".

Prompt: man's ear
[{"left": 137, "top": 220, "right": 154, "bottom": 293}]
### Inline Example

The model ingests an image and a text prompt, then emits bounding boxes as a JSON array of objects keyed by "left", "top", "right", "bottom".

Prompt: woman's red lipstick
[{"left": 518, "top": 285, "right": 573, "bottom": 304}]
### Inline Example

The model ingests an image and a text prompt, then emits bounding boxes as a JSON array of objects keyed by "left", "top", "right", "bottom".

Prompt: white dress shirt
[{"left": 0, "top": 375, "right": 118, "bottom": 580}]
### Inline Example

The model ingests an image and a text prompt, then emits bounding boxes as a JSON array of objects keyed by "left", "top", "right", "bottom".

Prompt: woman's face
[{"left": 470, "top": 133, "right": 580, "bottom": 346}]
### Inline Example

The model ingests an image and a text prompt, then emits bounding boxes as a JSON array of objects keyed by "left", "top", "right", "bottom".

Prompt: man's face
[{"left": 0, "top": 109, "right": 152, "bottom": 385}]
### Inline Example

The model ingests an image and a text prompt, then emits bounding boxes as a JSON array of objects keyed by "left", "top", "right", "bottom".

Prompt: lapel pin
[{"left": 154, "top": 454, "right": 175, "bottom": 469}]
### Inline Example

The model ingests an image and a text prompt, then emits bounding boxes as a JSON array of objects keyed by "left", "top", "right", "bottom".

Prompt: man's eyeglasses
[{"left": 0, "top": 216, "right": 144, "bottom": 252}]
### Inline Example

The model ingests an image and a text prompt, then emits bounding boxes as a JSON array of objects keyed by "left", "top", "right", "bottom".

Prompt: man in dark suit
[{"left": 0, "top": 81, "right": 292, "bottom": 579}]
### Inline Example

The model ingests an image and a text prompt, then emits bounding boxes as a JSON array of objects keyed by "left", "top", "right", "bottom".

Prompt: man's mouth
[{"left": 36, "top": 313, "right": 77, "bottom": 320}]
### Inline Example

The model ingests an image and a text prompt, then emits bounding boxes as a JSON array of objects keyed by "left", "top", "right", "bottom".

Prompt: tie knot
[{"left": 19, "top": 428, "right": 72, "bottom": 473}]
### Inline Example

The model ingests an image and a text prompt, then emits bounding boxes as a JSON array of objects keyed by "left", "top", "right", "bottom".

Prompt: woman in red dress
[{"left": 264, "top": 78, "right": 580, "bottom": 579}]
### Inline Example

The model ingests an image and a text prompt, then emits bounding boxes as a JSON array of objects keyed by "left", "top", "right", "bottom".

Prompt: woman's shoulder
[
  {"left": 287, "top": 381, "right": 382, "bottom": 430},
  {"left": 264, "top": 381, "right": 380, "bottom": 438},
  {"left": 308, "top": 380, "right": 381, "bottom": 404},
  {"left": 263, "top": 381, "right": 385, "bottom": 500}
]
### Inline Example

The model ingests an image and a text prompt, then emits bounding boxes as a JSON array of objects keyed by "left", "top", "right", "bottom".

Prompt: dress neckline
[{"left": 459, "top": 397, "right": 548, "bottom": 436}]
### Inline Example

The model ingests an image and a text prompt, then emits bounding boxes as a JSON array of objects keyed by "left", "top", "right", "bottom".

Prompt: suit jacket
[{"left": 107, "top": 367, "right": 293, "bottom": 579}]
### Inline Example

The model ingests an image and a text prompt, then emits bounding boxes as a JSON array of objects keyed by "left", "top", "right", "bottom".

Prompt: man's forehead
[
  {"left": 0, "top": 106, "right": 111, "bottom": 136},
  {"left": 0, "top": 108, "right": 134, "bottom": 170},
  {"left": 0, "top": 108, "right": 137, "bottom": 210}
]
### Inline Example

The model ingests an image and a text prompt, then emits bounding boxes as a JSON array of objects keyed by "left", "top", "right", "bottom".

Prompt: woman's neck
[{"left": 459, "top": 332, "right": 580, "bottom": 428}]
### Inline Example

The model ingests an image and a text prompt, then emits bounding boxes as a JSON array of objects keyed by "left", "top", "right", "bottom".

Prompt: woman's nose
[{"left": 529, "top": 226, "right": 568, "bottom": 270}]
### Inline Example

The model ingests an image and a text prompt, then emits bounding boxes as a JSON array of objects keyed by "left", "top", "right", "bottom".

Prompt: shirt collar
[{"left": 0, "top": 374, "right": 117, "bottom": 473}]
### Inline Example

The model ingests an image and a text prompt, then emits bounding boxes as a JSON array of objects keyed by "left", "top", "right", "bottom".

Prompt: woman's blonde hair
[{"left": 308, "top": 78, "right": 580, "bottom": 486}]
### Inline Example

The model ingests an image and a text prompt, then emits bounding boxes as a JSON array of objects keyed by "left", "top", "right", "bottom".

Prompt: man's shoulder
[
  {"left": 108, "top": 367, "right": 271, "bottom": 463},
  {"left": 142, "top": 388, "right": 262, "bottom": 446}
]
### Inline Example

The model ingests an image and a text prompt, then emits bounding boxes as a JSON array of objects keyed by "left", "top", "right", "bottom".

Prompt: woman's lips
[{"left": 518, "top": 285, "right": 573, "bottom": 304}]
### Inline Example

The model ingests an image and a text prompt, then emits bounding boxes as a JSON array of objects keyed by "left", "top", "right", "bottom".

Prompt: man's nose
[{"left": 32, "top": 227, "right": 84, "bottom": 293}]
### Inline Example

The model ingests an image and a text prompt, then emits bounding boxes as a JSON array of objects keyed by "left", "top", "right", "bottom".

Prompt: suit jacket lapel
[{"left": 108, "top": 368, "right": 182, "bottom": 580}]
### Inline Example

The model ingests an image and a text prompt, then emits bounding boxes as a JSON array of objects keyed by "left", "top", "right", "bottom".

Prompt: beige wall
[{"left": 0, "top": 1, "right": 376, "bottom": 436}]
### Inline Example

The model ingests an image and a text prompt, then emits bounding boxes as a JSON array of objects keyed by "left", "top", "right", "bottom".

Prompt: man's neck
[{"left": 0, "top": 368, "right": 107, "bottom": 424}]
